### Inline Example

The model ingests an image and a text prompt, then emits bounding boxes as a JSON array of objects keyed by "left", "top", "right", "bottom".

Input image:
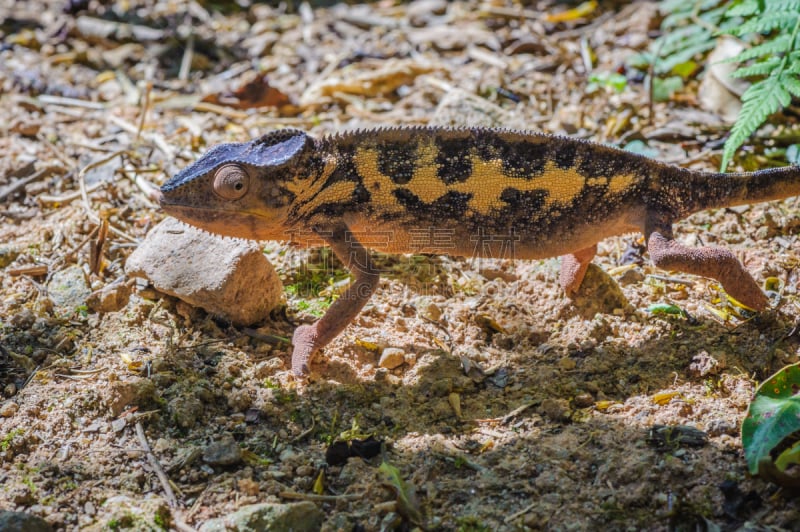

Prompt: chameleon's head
[{"left": 160, "top": 129, "right": 313, "bottom": 240}]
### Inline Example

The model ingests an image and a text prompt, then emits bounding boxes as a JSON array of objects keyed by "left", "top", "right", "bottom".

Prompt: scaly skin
[{"left": 160, "top": 127, "right": 800, "bottom": 375}]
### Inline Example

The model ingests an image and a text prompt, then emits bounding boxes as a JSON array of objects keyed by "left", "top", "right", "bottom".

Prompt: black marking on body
[
  {"left": 393, "top": 188, "right": 472, "bottom": 220},
  {"left": 553, "top": 141, "right": 579, "bottom": 170},
  {"left": 377, "top": 142, "right": 418, "bottom": 185},
  {"left": 435, "top": 137, "right": 474, "bottom": 184}
]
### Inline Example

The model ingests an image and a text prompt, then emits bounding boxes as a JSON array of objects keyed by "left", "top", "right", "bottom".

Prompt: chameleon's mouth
[{"left": 159, "top": 202, "right": 288, "bottom": 242}]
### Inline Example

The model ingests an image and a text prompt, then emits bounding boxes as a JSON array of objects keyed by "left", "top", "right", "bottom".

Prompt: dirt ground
[{"left": 1, "top": 0, "right": 800, "bottom": 530}]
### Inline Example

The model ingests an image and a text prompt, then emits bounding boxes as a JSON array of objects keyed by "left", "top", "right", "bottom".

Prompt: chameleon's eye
[{"left": 213, "top": 164, "right": 250, "bottom": 200}]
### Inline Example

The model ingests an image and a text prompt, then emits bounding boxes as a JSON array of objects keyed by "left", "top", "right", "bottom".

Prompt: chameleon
[{"left": 159, "top": 127, "right": 800, "bottom": 375}]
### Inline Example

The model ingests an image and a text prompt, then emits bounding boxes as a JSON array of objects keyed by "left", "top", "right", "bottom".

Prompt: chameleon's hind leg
[
  {"left": 291, "top": 223, "right": 380, "bottom": 375},
  {"left": 646, "top": 221, "right": 767, "bottom": 311},
  {"left": 560, "top": 245, "right": 597, "bottom": 296}
]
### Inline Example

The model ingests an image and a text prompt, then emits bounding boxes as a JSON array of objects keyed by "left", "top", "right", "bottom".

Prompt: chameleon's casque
[{"left": 161, "top": 126, "right": 800, "bottom": 375}]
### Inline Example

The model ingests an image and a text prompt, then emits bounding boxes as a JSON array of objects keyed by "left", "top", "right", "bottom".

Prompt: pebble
[
  {"left": 203, "top": 434, "right": 242, "bottom": 466},
  {"left": 47, "top": 265, "right": 91, "bottom": 316},
  {"left": 558, "top": 357, "right": 576, "bottom": 371},
  {"left": 573, "top": 393, "right": 594, "bottom": 408},
  {"left": 0, "top": 401, "right": 19, "bottom": 417},
  {"left": 86, "top": 279, "right": 132, "bottom": 313},
  {"left": 379, "top": 347, "right": 405, "bottom": 369}
]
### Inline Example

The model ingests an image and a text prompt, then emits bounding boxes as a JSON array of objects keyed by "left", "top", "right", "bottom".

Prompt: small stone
[
  {"left": 569, "top": 264, "right": 629, "bottom": 318},
  {"left": 617, "top": 267, "right": 645, "bottom": 286},
  {"left": 47, "top": 265, "right": 91, "bottom": 316},
  {"left": 126, "top": 218, "right": 282, "bottom": 326},
  {"left": 688, "top": 350, "right": 723, "bottom": 378},
  {"left": 198, "top": 501, "right": 323, "bottom": 532},
  {"left": 106, "top": 378, "right": 157, "bottom": 417},
  {"left": 579, "top": 339, "right": 596, "bottom": 352},
  {"left": 539, "top": 398, "right": 570, "bottom": 421},
  {"left": 295, "top": 464, "right": 314, "bottom": 477},
  {"left": 169, "top": 395, "right": 205, "bottom": 430},
  {"left": 558, "top": 357, "right": 576, "bottom": 371},
  {"left": 404, "top": 352, "right": 417, "bottom": 366},
  {"left": 574, "top": 393, "right": 594, "bottom": 408},
  {"left": 86, "top": 279, "right": 132, "bottom": 313},
  {"left": 203, "top": 434, "right": 242, "bottom": 466},
  {"left": 379, "top": 347, "right": 405, "bottom": 369},
  {"left": 0, "top": 401, "right": 19, "bottom": 417},
  {"left": 420, "top": 302, "right": 442, "bottom": 321},
  {"left": 0, "top": 511, "right": 53, "bottom": 532}
]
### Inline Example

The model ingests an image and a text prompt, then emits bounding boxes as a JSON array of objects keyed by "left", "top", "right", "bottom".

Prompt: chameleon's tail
[{"left": 665, "top": 164, "right": 800, "bottom": 217}]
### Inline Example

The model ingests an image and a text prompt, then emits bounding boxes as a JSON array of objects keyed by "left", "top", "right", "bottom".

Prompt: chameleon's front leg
[
  {"left": 291, "top": 223, "right": 381, "bottom": 375},
  {"left": 560, "top": 245, "right": 597, "bottom": 296},
  {"left": 646, "top": 218, "right": 767, "bottom": 311}
]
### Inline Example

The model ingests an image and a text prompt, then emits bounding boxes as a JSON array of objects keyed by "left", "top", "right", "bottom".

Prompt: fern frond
[
  {"left": 727, "top": 0, "right": 761, "bottom": 17},
  {"left": 658, "top": 25, "right": 710, "bottom": 56},
  {"left": 729, "top": 12, "right": 799, "bottom": 36},
  {"left": 722, "top": 35, "right": 792, "bottom": 63},
  {"left": 783, "top": 75, "right": 800, "bottom": 97},
  {"left": 766, "top": 0, "right": 800, "bottom": 12},
  {"left": 657, "top": 40, "right": 718, "bottom": 74},
  {"left": 721, "top": 74, "right": 794, "bottom": 170},
  {"left": 730, "top": 57, "right": 782, "bottom": 78}
]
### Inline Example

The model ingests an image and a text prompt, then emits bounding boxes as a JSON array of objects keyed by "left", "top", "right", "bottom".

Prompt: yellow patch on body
[
  {"left": 353, "top": 147, "right": 407, "bottom": 214},
  {"left": 606, "top": 173, "right": 638, "bottom": 195},
  {"left": 285, "top": 156, "right": 337, "bottom": 200},
  {"left": 294, "top": 181, "right": 357, "bottom": 218},
  {"left": 353, "top": 145, "right": 596, "bottom": 217},
  {"left": 404, "top": 140, "right": 448, "bottom": 202}
]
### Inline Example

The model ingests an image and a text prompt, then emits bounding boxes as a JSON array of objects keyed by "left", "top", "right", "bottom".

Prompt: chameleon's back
[{"left": 295, "top": 127, "right": 655, "bottom": 259}]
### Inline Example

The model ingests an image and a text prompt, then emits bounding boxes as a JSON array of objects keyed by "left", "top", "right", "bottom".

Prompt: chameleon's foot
[
  {"left": 647, "top": 231, "right": 767, "bottom": 311},
  {"left": 291, "top": 323, "right": 319, "bottom": 376},
  {"left": 560, "top": 245, "right": 597, "bottom": 296}
]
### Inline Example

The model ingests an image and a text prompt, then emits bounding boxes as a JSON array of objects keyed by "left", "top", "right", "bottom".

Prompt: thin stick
[
  {"left": 504, "top": 501, "right": 538, "bottom": 524},
  {"left": 38, "top": 182, "right": 104, "bottom": 205},
  {"left": 37, "top": 94, "right": 106, "bottom": 110},
  {"left": 0, "top": 167, "right": 54, "bottom": 202},
  {"left": 136, "top": 82, "right": 153, "bottom": 144},
  {"left": 279, "top": 490, "right": 364, "bottom": 502},
  {"left": 135, "top": 421, "right": 179, "bottom": 508},
  {"left": 179, "top": 35, "right": 195, "bottom": 81}
]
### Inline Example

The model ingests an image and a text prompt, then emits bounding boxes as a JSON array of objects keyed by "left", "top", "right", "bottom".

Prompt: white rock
[{"left": 126, "top": 218, "right": 281, "bottom": 325}]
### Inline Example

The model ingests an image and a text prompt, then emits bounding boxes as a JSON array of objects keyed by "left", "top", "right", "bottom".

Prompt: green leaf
[
  {"left": 653, "top": 76, "right": 684, "bottom": 101},
  {"left": 776, "top": 441, "right": 800, "bottom": 471},
  {"left": 647, "top": 303, "right": 685, "bottom": 316},
  {"left": 587, "top": 72, "right": 628, "bottom": 93},
  {"left": 721, "top": 75, "right": 792, "bottom": 170},
  {"left": 379, "top": 461, "right": 424, "bottom": 526},
  {"left": 741, "top": 363, "right": 800, "bottom": 478},
  {"left": 672, "top": 59, "right": 699, "bottom": 78}
]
